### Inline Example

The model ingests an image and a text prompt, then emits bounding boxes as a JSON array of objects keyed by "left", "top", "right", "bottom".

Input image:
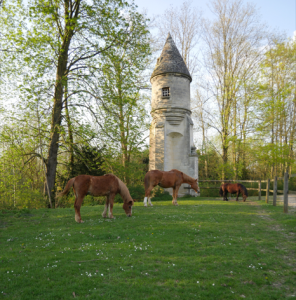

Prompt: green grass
[{"left": 1, "top": 197, "right": 296, "bottom": 299}]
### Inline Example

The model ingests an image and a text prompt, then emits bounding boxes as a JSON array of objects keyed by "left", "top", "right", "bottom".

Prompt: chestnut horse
[
  {"left": 57, "top": 174, "right": 134, "bottom": 223},
  {"left": 143, "top": 169, "right": 199, "bottom": 206},
  {"left": 219, "top": 183, "right": 248, "bottom": 202}
]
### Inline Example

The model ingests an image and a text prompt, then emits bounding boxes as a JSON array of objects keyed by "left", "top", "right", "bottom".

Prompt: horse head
[
  {"left": 123, "top": 200, "right": 134, "bottom": 217},
  {"left": 191, "top": 179, "right": 200, "bottom": 194}
]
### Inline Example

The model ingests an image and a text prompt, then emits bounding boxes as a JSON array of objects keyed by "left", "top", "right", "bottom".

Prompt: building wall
[
  {"left": 151, "top": 74, "right": 191, "bottom": 111},
  {"left": 149, "top": 73, "right": 198, "bottom": 196}
]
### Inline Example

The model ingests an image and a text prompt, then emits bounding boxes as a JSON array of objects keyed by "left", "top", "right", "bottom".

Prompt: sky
[{"left": 135, "top": 0, "right": 296, "bottom": 39}]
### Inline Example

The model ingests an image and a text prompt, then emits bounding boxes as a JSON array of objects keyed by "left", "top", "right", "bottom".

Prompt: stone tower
[{"left": 149, "top": 33, "right": 198, "bottom": 196}]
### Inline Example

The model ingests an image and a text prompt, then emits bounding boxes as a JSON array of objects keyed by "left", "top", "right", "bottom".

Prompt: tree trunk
[
  {"left": 46, "top": 3, "right": 79, "bottom": 204},
  {"left": 64, "top": 77, "right": 74, "bottom": 178}
]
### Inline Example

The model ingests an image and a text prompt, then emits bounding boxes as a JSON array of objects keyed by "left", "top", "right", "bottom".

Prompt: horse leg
[
  {"left": 144, "top": 186, "right": 153, "bottom": 207},
  {"left": 224, "top": 191, "right": 228, "bottom": 201},
  {"left": 108, "top": 194, "right": 115, "bottom": 219},
  {"left": 222, "top": 190, "right": 225, "bottom": 201},
  {"left": 172, "top": 186, "right": 180, "bottom": 206},
  {"left": 236, "top": 191, "right": 239, "bottom": 201},
  {"left": 102, "top": 195, "right": 109, "bottom": 218},
  {"left": 74, "top": 193, "right": 84, "bottom": 223}
]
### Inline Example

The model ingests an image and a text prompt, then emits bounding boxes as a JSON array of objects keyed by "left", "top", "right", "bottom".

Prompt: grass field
[{"left": 1, "top": 197, "right": 296, "bottom": 299}]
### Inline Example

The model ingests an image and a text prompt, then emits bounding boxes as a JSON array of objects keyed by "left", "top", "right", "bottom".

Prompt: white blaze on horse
[
  {"left": 143, "top": 169, "right": 199, "bottom": 206},
  {"left": 57, "top": 174, "right": 134, "bottom": 223}
]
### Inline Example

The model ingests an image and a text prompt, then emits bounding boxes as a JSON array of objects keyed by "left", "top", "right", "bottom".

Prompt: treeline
[
  {"left": 0, "top": 0, "right": 295, "bottom": 209},
  {"left": 193, "top": 2, "right": 296, "bottom": 181}
]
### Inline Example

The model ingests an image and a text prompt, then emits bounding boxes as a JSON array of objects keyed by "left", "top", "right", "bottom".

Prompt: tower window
[{"left": 162, "top": 87, "right": 170, "bottom": 97}]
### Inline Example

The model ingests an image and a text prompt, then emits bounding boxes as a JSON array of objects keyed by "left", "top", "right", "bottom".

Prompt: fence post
[
  {"left": 265, "top": 179, "right": 270, "bottom": 203},
  {"left": 283, "top": 172, "right": 289, "bottom": 213},
  {"left": 258, "top": 180, "right": 261, "bottom": 200},
  {"left": 273, "top": 176, "right": 277, "bottom": 206}
]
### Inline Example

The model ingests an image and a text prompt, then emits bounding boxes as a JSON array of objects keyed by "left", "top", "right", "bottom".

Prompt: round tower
[{"left": 149, "top": 33, "right": 198, "bottom": 196}]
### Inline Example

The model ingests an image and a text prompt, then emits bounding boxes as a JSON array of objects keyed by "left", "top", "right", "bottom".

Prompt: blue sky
[{"left": 135, "top": 0, "right": 296, "bottom": 38}]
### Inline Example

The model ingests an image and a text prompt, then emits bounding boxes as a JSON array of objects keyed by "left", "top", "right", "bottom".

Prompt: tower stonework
[{"left": 149, "top": 33, "right": 198, "bottom": 196}]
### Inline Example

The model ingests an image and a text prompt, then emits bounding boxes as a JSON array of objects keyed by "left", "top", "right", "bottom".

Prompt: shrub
[
  {"left": 82, "top": 195, "right": 106, "bottom": 206},
  {"left": 127, "top": 185, "right": 145, "bottom": 201},
  {"left": 151, "top": 186, "right": 172, "bottom": 201}
]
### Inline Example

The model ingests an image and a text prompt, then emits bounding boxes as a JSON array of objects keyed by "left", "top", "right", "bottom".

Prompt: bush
[
  {"left": 151, "top": 186, "right": 172, "bottom": 201},
  {"left": 128, "top": 185, "right": 145, "bottom": 201},
  {"left": 113, "top": 185, "right": 145, "bottom": 203},
  {"left": 82, "top": 195, "right": 106, "bottom": 206}
]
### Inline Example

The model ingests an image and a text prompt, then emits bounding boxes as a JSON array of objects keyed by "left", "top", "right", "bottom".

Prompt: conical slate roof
[{"left": 151, "top": 33, "right": 192, "bottom": 82}]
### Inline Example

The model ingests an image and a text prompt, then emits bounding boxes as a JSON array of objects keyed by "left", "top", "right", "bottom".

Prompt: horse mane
[
  {"left": 107, "top": 174, "right": 133, "bottom": 203},
  {"left": 182, "top": 172, "right": 196, "bottom": 183}
]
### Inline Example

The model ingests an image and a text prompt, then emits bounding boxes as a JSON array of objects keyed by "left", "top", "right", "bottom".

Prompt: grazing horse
[
  {"left": 219, "top": 183, "right": 248, "bottom": 202},
  {"left": 57, "top": 174, "right": 134, "bottom": 223},
  {"left": 143, "top": 169, "right": 199, "bottom": 206}
]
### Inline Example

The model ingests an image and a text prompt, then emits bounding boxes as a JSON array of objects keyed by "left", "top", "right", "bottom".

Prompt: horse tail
[
  {"left": 219, "top": 186, "right": 223, "bottom": 197},
  {"left": 240, "top": 184, "right": 248, "bottom": 197},
  {"left": 144, "top": 172, "right": 151, "bottom": 190},
  {"left": 57, "top": 177, "right": 75, "bottom": 198}
]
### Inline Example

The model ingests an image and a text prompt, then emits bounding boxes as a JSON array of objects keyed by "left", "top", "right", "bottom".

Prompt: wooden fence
[{"left": 199, "top": 173, "right": 296, "bottom": 213}]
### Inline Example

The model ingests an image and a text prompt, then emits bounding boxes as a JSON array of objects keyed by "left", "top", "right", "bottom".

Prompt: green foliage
[
  {"left": 114, "top": 185, "right": 145, "bottom": 204},
  {"left": 91, "top": 12, "right": 151, "bottom": 185},
  {"left": 127, "top": 185, "right": 145, "bottom": 201},
  {"left": 0, "top": 139, "right": 47, "bottom": 210},
  {"left": 151, "top": 186, "right": 172, "bottom": 201},
  {"left": 82, "top": 195, "right": 106, "bottom": 207},
  {"left": 57, "top": 145, "right": 105, "bottom": 190}
]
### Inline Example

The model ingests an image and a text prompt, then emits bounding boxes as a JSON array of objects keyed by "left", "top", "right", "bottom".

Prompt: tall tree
[
  {"left": 199, "top": 0, "right": 266, "bottom": 179},
  {"left": 155, "top": 0, "right": 202, "bottom": 75},
  {"left": 257, "top": 38, "right": 296, "bottom": 176},
  {"left": 78, "top": 11, "right": 151, "bottom": 184}
]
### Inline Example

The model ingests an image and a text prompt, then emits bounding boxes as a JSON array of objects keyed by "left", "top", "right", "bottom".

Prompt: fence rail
[{"left": 199, "top": 173, "right": 296, "bottom": 213}]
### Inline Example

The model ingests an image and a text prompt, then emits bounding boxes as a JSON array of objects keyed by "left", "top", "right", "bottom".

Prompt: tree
[
  {"left": 256, "top": 38, "right": 296, "bottom": 177},
  {"left": 155, "top": 0, "right": 202, "bottom": 75},
  {"left": 1, "top": 0, "right": 149, "bottom": 204},
  {"left": 80, "top": 11, "right": 151, "bottom": 184},
  {"left": 199, "top": 0, "right": 266, "bottom": 179},
  {"left": 0, "top": 121, "right": 47, "bottom": 209}
]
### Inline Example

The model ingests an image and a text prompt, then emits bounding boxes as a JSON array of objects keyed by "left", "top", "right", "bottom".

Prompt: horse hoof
[
  {"left": 149, "top": 204, "right": 153, "bottom": 207},
  {"left": 144, "top": 204, "right": 147, "bottom": 207}
]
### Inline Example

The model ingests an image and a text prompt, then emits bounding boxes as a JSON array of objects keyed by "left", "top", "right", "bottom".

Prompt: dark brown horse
[
  {"left": 143, "top": 169, "right": 199, "bottom": 206},
  {"left": 57, "top": 174, "right": 134, "bottom": 223},
  {"left": 219, "top": 183, "right": 248, "bottom": 202}
]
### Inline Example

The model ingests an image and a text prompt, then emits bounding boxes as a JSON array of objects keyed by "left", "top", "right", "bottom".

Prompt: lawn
[{"left": 1, "top": 197, "right": 296, "bottom": 299}]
